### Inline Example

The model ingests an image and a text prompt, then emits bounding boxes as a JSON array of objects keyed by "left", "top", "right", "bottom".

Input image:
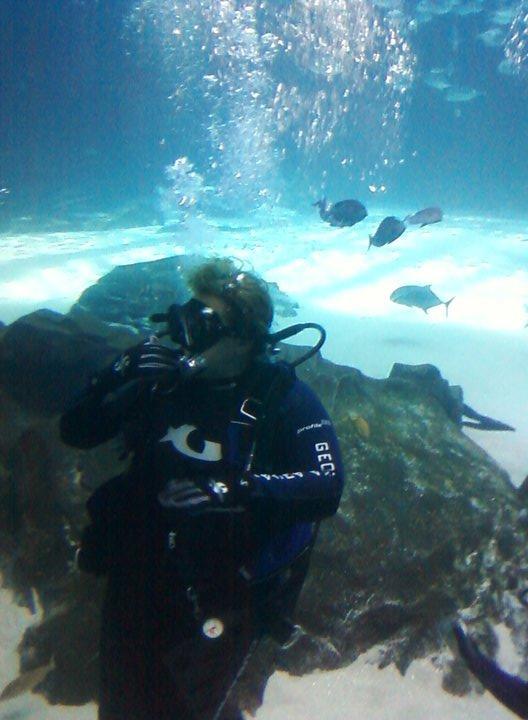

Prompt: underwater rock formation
[
  {"left": 276, "top": 349, "right": 524, "bottom": 666},
  {"left": 0, "top": 258, "right": 527, "bottom": 711},
  {"left": 69, "top": 255, "right": 298, "bottom": 336}
]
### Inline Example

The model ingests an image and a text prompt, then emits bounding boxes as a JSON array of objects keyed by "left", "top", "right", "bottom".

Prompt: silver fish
[
  {"left": 497, "top": 58, "right": 517, "bottom": 76},
  {"left": 477, "top": 27, "right": 507, "bottom": 47},
  {"left": 455, "top": 1, "right": 484, "bottom": 15},
  {"left": 417, "top": 0, "right": 456, "bottom": 15},
  {"left": 390, "top": 285, "right": 455, "bottom": 316},
  {"left": 493, "top": 8, "right": 517, "bottom": 25},
  {"left": 444, "top": 86, "right": 482, "bottom": 102},
  {"left": 423, "top": 65, "right": 453, "bottom": 90},
  {"left": 424, "top": 75, "right": 452, "bottom": 90}
]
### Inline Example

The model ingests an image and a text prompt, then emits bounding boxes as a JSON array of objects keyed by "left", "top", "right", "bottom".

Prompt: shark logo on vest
[{"left": 160, "top": 424, "right": 222, "bottom": 462}]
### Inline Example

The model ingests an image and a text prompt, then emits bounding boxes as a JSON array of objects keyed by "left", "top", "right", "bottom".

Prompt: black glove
[
  {"left": 113, "top": 337, "right": 182, "bottom": 381},
  {"left": 158, "top": 477, "right": 251, "bottom": 516},
  {"left": 90, "top": 337, "right": 185, "bottom": 397}
]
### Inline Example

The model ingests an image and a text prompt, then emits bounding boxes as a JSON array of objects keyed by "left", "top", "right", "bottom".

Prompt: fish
[
  {"left": 423, "top": 65, "right": 454, "bottom": 91},
  {"left": 404, "top": 206, "right": 443, "bottom": 227},
  {"left": 424, "top": 75, "right": 452, "bottom": 90},
  {"left": 497, "top": 59, "right": 516, "bottom": 76},
  {"left": 455, "top": 1, "right": 484, "bottom": 15},
  {"left": 373, "top": 0, "right": 402, "bottom": 7},
  {"left": 444, "top": 86, "right": 482, "bottom": 102},
  {"left": 477, "top": 28, "right": 507, "bottom": 47},
  {"left": 390, "top": 285, "right": 454, "bottom": 316},
  {"left": 493, "top": 8, "right": 517, "bottom": 25},
  {"left": 313, "top": 198, "right": 367, "bottom": 227},
  {"left": 215, "top": 224, "right": 254, "bottom": 232},
  {"left": 368, "top": 216, "right": 406, "bottom": 249},
  {"left": 417, "top": 0, "right": 455, "bottom": 15},
  {"left": 454, "top": 621, "right": 528, "bottom": 719},
  {"left": 349, "top": 413, "right": 370, "bottom": 440}
]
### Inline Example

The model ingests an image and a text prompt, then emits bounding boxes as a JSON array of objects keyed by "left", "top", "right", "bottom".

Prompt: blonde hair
[{"left": 187, "top": 258, "right": 273, "bottom": 340}]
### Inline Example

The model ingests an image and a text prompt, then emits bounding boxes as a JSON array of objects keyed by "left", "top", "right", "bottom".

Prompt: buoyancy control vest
[{"left": 165, "top": 358, "right": 318, "bottom": 642}]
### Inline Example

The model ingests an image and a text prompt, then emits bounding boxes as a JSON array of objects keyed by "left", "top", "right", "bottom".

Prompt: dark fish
[
  {"left": 368, "top": 216, "right": 406, "bottom": 249},
  {"left": 390, "top": 284, "right": 454, "bottom": 316},
  {"left": 454, "top": 621, "right": 528, "bottom": 719},
  {"left": 313, "top": 198, "right": 367, "bottom": 227},
  {"left": 404, "top": 206, "right": 443, "bottom": 227}
]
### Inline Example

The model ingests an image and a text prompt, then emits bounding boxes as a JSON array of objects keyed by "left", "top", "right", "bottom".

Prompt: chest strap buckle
[{"left": 239, "top": 397, "right": 262, "bottom": 421}]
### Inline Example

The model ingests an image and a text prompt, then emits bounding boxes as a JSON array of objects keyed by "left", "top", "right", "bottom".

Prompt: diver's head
[{"left": 167, "top": 258, "right": 274, "bottom": 358}]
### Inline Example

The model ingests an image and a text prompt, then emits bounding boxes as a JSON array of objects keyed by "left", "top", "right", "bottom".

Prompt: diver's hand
[
  {"left": 158, "top": 477, "right": 248, "bottom": 515},
  {"left": 89, "top": 338, "right": 184, "bottom": 399},
  {"left": 114, "top": 337, "right": 182, "bottom": 381}
]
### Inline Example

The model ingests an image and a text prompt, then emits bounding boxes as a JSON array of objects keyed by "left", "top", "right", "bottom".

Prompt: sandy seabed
[{"left": 0, "top": 581, "right": 518, "bottom": 720}]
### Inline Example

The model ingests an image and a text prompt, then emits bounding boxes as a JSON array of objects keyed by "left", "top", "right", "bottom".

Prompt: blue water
[{"left": 1, "top": 0, "right": 528, "bottom": 229}]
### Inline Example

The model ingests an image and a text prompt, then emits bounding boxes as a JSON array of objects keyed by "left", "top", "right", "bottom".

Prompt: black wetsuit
[{"left": 61, "top": 353, "right": 344, "bottom": 720}]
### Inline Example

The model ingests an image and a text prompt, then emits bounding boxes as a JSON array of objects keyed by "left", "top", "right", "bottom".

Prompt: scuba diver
[
  {"left": 60, "top": 257, "right": 344, "bottom": 720},
  {"left": 454, "top": 620, "right": 528, "bottom": 718}
]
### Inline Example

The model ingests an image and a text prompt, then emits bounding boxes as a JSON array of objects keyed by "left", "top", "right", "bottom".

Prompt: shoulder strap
[{"left": 241, "top": 361, "right": 296, "bottom": 474}]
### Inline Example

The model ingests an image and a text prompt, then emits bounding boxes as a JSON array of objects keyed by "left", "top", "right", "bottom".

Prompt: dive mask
[{"left": 159, "top": 298, "right": 230, "bottom": 353}]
